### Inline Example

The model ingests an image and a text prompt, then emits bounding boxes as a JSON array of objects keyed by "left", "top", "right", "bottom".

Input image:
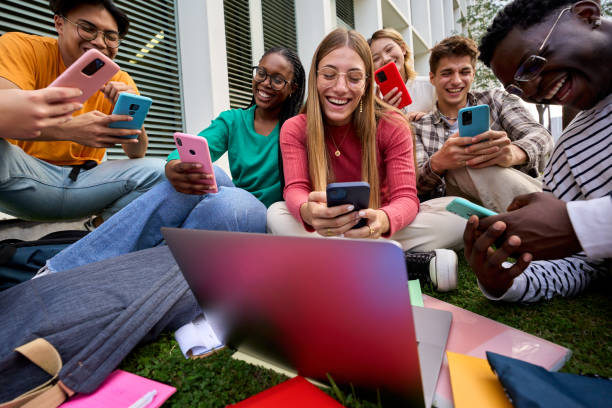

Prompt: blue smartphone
[
  {"left": 109, "top": 93, "right": 153, "bottom": 138},
  {"left": 458, "top": 104, "right": 489, "bottom": 137},
  {"left": 326, "top": 181, "right": 370, "bottom": 229},
  {"left": 446, "top": 197, "right": 497, "bottom": 219}
]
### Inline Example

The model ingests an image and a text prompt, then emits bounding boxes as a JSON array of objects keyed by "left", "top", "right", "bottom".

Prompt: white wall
[{"left": 295, "top": 0, "right": 335, "bottom": 78}]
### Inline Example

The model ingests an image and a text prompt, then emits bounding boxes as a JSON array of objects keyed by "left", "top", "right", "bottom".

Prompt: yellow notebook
[{"left": 447, "top": 351, "right": 512, "bottom": 408}]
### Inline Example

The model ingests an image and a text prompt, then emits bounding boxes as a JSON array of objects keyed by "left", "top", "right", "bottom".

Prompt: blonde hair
[
  {"left": 368, "top": 28, "right": 417, "bottom": 82},
  {"left": 303, "top": 28, "right": 411, "bottom": 209}
]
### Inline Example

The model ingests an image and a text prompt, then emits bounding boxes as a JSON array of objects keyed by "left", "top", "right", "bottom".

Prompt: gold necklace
[{"left": 330, "top": 127, "right": 350, "bottom": 157}]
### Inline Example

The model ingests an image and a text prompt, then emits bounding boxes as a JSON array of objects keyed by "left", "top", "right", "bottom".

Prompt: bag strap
[{"left": 0, "top": 338, "right": 72, "bottom": 408}]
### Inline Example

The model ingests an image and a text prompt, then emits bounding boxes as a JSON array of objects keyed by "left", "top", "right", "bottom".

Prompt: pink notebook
[
  {"left": 60, "top": 369, "right": 176, "bottom": 408},
  {"left": 423, "top": 295, "right": 571, "bottom": 408}
]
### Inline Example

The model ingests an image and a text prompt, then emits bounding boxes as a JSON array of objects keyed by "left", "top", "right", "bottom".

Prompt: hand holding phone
[
  {"left": 109, "top": 93, "right": 152, "bottom": 138},
  {"left": 458, "top": 104, "right": 490, "bottom": 138},
  {"left": 446, "top": 197, "right": 497, "bottom": 219},
  {"left": 48, "top": 49, "right": 119, "bottom": 103},
  {"left": 326, "top": 181, "right": 370, "bottom": 229},
  {"left": 374, "top": 62, "right": 412, "bottom": 109},
  {"left": 173, "top": 132, "right": 218, "bottom": 193}
]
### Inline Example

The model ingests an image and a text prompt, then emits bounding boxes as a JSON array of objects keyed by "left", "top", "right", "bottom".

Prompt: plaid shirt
[{"left": 412, "top": 88, "right": 553, "bottom": 198}]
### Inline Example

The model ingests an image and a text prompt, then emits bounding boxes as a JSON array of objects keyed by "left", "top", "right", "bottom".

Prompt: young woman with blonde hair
[
  {"left": 368, "top": 28, "right": 436, "bottom": 120},
  {"left": 267, "top": 28, "right": 466, "bottom": 291}
]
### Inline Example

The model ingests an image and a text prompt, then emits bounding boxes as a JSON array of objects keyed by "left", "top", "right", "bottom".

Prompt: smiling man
[
  {"left": 412, "top": 35, "right": 553, "bottom": 213},
  {"left": 462, "top": 0, "right": 611, "bottom": 302},
  {"left": 0, "top": 0, "right": 164, "bottom": 226}
]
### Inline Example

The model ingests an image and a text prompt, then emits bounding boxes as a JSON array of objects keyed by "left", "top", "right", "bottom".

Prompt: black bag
[{"left": 0, "top": 230, "right": 89, "bottom": 291}]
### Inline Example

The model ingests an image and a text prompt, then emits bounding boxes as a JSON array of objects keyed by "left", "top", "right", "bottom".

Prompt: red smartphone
[
  {"left": 48, "top": 49, "right": 119, "bottom": 103},
  {"left": 374, "top": 61, "right": 412, "bottom": 109},
  {"left": 173, "top": 132, "right": 218, "bottom": 193}
]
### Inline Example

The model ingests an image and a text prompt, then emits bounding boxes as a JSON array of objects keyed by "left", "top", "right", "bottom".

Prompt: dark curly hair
[
  {"left": 248, "top": 47, "right": 306, "bottom": 191},
  {"left": 49, "top": 0, "right": 130, "bottom": 37},
  {"left": 479, "top": 0, "right": 576, "bottom": 67}
]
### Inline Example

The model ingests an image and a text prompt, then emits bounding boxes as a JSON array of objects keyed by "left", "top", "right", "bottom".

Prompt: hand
[
  {"left": 100, "top": 81, "right": 137, "bottom": 105},
  {"left": 165, "top": 160, "right": 216, "bottom": 195},
  {"left": 466, "top": 130, "right": 526, "bottom": 168},
  {"left": 299, "top": 191, "right": 362, "bottom": 236},
  {"left": 430, "top": 132, "right": 478, "bottom": 174},
  {"left": 381, "top": 87, "right": 403, "bottom": 108},
  {"left": 0, "top": 87, "right": 83, "bottom": 139},
  {"left": 478, "top": 192, "right": 582, "bottom": 260},
  {"left": 406, "top": 111, "right": 427, "bottom": 121},
  {"left": 48, "top": 110, "right": 140, "bottom": 147},
  {"left": 464, "top": 215, "right": 532, "bottom": 298},
  {"left": 344, "top": 209, "right": 390, "bottom": 239}
]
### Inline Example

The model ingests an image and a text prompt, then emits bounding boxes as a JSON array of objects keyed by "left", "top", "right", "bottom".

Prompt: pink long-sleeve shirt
[{"left": 280, "top": 113, "right": 419, "bottom": 236}]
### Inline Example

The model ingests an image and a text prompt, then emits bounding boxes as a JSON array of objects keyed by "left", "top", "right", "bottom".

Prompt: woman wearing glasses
[
  {"left": 40, "top": 47, "right": 306, "bottom": 275},
  {"left": 267, "top": 29, "right": 459, "bottom": 291}
]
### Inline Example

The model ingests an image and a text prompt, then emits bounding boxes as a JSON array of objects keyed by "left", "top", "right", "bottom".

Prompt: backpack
[{"left": 0, "top": 230, "right": 89, "bottom": 291}]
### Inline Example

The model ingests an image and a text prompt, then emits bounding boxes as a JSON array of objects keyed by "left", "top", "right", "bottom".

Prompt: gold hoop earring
[{"left": 359, "top": 99, "right": 363, "bottom": 113}]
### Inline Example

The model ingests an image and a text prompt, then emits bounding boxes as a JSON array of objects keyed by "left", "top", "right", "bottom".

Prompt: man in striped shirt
[
  {"left": 464, "top": 0, "right": 611, "bottom": 302},
  {"left": 412, "top": 35, "right": 553, "bottom": 213}
]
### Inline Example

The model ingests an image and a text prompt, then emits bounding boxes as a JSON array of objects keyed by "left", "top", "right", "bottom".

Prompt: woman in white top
[{"left": 368, "top": 28, "right": 436, "bottom": 120}]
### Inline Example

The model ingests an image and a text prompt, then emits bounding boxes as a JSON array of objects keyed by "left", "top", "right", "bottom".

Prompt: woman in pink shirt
[{"left": 267, "top": 28, "right": 464, "bottom": 291}]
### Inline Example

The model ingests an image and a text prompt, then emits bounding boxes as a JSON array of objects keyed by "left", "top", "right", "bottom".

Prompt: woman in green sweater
[{"left": 43, "top": 48, "right": 306, "bottom": 274}]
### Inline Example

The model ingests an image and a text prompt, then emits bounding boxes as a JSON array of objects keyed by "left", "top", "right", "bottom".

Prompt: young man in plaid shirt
[{"left": 412, "top": 35, "right": 552, "bottom": 213}]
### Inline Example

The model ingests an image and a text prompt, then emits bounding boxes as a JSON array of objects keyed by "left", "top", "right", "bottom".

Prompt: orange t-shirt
[{"left": 0, "top": 32, "right": 139, "bottom": 165}]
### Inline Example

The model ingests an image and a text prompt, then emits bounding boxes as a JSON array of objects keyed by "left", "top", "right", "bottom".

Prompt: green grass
[{"left": 120, "top": 253, "right": 612, "bottom": 407}]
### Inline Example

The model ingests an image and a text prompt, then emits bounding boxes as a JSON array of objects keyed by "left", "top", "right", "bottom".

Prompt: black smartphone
[{"left": 326, "top": 181, "right": 370, "bottom": 229}]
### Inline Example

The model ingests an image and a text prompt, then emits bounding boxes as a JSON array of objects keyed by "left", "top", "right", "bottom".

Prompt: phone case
[
  {"left": 446, "top": 197, "right": 497, "bottom": 219},
  {"left": 173, "top": 132, "right": 218, "bottom": 193},
  {"left": 109, "top": 93, "right": 153, "bottom": 138},
  {"left": 326, "top": 181, "right": 370, "bottom": 229},
  {"left": 48, "top": 49, "right": 119, "bottom": 103},
  {"left": 458, "top": 104, "right": 490, "bottom": 137},
  {"left": 374, "top": 62, "right": 412, "bottom": 109}
]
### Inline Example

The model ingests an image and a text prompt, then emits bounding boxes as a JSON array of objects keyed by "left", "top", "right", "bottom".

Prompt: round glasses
[
  {"left": 63, "top": 16, "right": 121, "bottom": 48},
  {"left": 504, "top": 6, "right": 571, "bottom": 96},
  {"left": 252, "top": 67, "right": 290, "bottom": 91},
  {"left": 317, "top": 67, "right": 367, "bottom": 90}
]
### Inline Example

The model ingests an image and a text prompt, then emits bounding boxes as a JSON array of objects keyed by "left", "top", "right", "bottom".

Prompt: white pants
[
  {"left": 266, "top": 196, "right": 466, "bottom": 252},
  {"left": 445, "top": 166, "right": 541, "bottom": 213}
]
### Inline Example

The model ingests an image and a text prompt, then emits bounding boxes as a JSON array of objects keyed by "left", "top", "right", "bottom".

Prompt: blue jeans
[
  {"left": 0, "top": 139, "right": 165, "bottom": 221},
  {"left": 47, "top": 166, "right": 266, "bottom": 273}
]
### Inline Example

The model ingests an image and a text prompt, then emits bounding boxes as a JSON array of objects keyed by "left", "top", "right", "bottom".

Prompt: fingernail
[
  {"left": 194, "top": 163, "right": 202, "bottom": 168},
  {"left": 358, "top": 210, "right": 366, "bottom": 217},
  {"left": 347, "top": 205, "right": 354, "bottom": 211}
]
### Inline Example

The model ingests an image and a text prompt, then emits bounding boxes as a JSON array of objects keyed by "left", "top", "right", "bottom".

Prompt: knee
[
  {"left": 131, "top": 158, "right": 166, "bottom": 189},
  {"left": 212, "top": 187, "right": 267, "bottom": 232},
  {"left": 213, "top": 165, "right": 233, "bottom": 187}
]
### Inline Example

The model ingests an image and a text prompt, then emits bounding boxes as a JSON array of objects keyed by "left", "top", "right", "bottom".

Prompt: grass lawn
[{"left": 120, "top": 253, "right": 612, "bottom": 407}]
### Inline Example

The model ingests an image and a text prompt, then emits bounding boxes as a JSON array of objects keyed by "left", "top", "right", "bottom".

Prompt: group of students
[{"left": 1, "top": 0, "right": 611, "bottom": 306}]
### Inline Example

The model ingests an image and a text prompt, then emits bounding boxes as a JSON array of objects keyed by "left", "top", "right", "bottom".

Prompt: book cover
[{"left": 226, "top": 376, "right": 344, "bottom": 407}]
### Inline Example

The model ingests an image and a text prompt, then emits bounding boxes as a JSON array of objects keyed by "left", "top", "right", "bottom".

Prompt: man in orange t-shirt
[{"left": 0, "top": 0, "right": 164, "bottom": 223}]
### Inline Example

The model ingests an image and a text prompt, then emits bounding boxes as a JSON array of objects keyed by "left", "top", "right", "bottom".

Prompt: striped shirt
[
  {"left": 412, "top": 88, "right": 553, "bottom": 198},
  {"left": 491, "top": 93, "right": 611, "bottom": 303}
]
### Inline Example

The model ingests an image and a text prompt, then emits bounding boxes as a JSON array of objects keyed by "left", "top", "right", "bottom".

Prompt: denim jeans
[
  {"left": 0, "top": 139, "right": 165, "bottom": 221},
  {"left": 0, "top": 246, "right": 200, "bottom": 400},
  {"left": 47, "top": 166, "right": 267, "bottom": 273}
]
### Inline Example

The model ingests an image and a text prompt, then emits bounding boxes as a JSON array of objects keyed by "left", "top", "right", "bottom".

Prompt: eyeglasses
[
  {"left": 63, "top": 16, "right": 121, "bottom": 48},
  {"left": 505, "top": 6, "right": 571, "bottom": 96},
  {"left": 317, "top": 67, "right": 367, "bottom": 90},
  {"left": 252, "top": 67, "right": 290, "bottom": 91}
]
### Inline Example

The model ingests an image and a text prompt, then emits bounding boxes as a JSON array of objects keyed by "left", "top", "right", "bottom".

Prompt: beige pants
[
  {"left": 266, "top": 196, "right": 466, "bottom": 252},
  {"left": 445, "top": 166, "right": 541, "bottom": 213}
]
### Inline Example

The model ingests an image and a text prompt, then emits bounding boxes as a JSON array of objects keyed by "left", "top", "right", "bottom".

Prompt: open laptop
[{"left": 162, "top": 228, "right": 451, "bottom": 407}]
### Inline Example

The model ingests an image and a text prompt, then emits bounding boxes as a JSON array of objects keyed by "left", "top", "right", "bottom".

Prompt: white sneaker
[{"left": 404, "top": 249, "right": 458, "bottom": 292}]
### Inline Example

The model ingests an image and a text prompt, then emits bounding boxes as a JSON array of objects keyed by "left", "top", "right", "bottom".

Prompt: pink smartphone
[
  {"left": 173, "top": 132, "right": 218, "bottom": 193},
  {"left": 48, "top": 49, "right": 119, "bottom": 103}
]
